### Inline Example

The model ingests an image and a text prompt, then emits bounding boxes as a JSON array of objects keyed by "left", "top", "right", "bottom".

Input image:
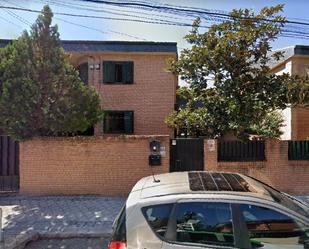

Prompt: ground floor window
[{"left": 104, "top": 111, "right": 134, "bottom": 134}]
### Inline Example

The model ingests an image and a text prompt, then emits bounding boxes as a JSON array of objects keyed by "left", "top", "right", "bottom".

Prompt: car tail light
[{"left": 107, "top": 241, "right": 127, "bottom": 249}]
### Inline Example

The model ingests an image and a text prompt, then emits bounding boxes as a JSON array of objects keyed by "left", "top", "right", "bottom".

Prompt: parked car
[{"left": 108, "top": 171, "right": 309, "bottom": 249}]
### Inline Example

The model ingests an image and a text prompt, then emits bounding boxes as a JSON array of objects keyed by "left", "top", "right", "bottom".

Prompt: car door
[
  {"left": 236, "top": 203, "right": 309, "bottom": 249},
  {"left": 161, "top": 200, "right": 242, "bottom": 249}
]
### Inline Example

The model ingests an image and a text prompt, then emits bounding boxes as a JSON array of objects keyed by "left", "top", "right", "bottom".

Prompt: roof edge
[{"left": 0, "top": 39, "right": 178, "bottom": 53}]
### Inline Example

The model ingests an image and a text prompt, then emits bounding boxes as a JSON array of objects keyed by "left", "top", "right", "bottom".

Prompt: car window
[
  {"left": 174, "top": 202, "right": 234, "bottom": 247},
  {"left": 142, "top": 203, "right": 173, "bottom": 238},
  {"left": 244, "top": 175, "right": 309, "bottom": 219},
  {"left": 240, "top": 204, "right": 309, "bottom": 249}
]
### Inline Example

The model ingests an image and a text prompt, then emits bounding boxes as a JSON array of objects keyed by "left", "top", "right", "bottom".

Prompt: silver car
[{"left": 108, "top": 171, "right": 309, "bottom": 249}]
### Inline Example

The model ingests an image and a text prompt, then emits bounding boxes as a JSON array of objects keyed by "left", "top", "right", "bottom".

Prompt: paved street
[{"left": 0, "top": 195, "right": 125, "bottom": 249}]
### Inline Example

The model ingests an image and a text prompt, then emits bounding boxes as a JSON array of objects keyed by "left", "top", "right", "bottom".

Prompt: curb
[
  {"left": 2, "top": 231, "right": 39, "bottom": 249},
  {"left": 4, "top": 231, "right": 111, "bottom": 249}
]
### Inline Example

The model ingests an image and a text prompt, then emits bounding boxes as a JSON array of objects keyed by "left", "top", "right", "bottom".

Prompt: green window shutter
[
  {"left": 122, "top": 61, "right": 134, "bottom": 84},
  {"left": 103, "top": 61, "right": 115, "bottom": 83},
  {"left": 78, "top": 63, "right": 88, "bottom": 85},
  {"left": 124, "top": 111, "right": 134, "bottom": 134}
]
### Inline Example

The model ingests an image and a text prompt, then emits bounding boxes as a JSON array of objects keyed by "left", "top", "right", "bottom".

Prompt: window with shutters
[
  {"left": 104, "top": 111, "right": 134, "bottom": 134},
  {"left": 103, "top": 61, "right": 134, "bottom": 84}
]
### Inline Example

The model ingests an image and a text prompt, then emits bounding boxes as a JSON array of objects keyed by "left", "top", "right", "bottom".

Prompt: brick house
[
  {"left": 269, "top": 45, "right": 309, "bottom": 140},
  {"left": 0, "top": 39, "right": 178, "bottom": 137}
]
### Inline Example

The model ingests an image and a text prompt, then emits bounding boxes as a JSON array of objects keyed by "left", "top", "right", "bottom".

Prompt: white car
[{"left": 108, "top": 171, "right": 309, "bottom": 249}]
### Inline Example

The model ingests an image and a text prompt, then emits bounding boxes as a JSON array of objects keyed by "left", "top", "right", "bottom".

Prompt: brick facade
[
  {"left": 205, "top": 139, "right": 309, "bottom": 195},
  {"left": 70, "top": 52, "right": 177, "bottom": 137},
  {"left": 291, "top": 57, "right": 309, "bottom": 139},
  {"left": 271, "top": 55, "right": 309, "bottom": 140},
  {"left": 19, "top": 136, "right": 170, "bottom": 196}
]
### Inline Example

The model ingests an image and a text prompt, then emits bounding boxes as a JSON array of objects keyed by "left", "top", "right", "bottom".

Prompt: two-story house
[{"left": 0, "top": 39, "right": 178, "bottom": 136}]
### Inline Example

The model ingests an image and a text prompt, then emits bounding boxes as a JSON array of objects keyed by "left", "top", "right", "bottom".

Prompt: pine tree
[{"left": 0, "top": 5, "right": 102, "bottom": 140}]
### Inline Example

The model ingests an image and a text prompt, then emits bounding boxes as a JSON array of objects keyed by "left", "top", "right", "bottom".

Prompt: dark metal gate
[
  {"left": 0, "top": 136, "right": 19, "bottom": 192},
  {"left": 170, "top": 138, "right": 204, "bottom": 172}
]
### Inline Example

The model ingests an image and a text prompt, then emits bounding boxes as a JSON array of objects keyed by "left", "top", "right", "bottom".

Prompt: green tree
[
  {"left": 0, "top": 5, "right": 102, "bottom": 140},
  {"left": 166, "top": 5, "right": 309, "bottom": 139}
]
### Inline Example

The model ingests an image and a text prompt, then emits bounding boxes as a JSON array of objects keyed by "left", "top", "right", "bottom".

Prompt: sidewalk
[{"left": 0, "top": 195, "right": 125, "bottom": 249}]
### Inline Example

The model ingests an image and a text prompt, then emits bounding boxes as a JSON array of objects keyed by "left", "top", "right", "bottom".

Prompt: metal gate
[
  {"left": 0, "top": 136, "right": 19, "bottom": 192},
  {"left": 170, "top": 138, "right": 204, "bottom": 172}
]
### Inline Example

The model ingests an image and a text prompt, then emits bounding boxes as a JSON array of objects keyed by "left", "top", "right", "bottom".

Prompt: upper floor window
[
  {"left": 77, "top": 62, "right": 88, "bottom": 85},
  {"left": 103, "top": 61, "right": 134, "bottom": 84}
]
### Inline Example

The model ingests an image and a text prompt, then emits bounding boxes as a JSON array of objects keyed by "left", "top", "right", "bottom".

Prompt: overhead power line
[
  {"left": 77, "top": 0, "right": 309, "bottom": 26},
  {"left": 1, "top": 2, "right": 309, "bottom": 41},
  {"left": 37, "top": 0, "right": 194, "bottom": 23},
  {"left": 0, "top": 10, "right": 23, "bottom": 28},
  {"left": 55, "top": 17, "right": 147, "bottom": 40},
  {"left": 0, "top": 1, "right": 149, "bottom": 40},
  {"left": 0, "top": 5, "right": 208, "bottom": 28},
  {"left": 43, "top": 0, "right": 309, "bottom": 35}
]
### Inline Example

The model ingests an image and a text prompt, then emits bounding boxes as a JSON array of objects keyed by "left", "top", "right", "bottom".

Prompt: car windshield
[{"left": 245, "top": 175, "right": 309, "bottom": 219}]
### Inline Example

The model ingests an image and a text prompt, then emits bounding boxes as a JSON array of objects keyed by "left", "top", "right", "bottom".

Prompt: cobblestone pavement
[
  {"left": 24, "top": 238, "right": 109, "bottom": 249},
  {"left": 0, "top": 195, "right": 125, "bottom": 249}
]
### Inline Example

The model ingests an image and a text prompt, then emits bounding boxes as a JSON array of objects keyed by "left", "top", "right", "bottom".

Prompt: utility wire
[
  {"left": 77, "top": 0, "right": 309, "bottom": 26},
  {"left": 38, "top": 0, "right": 193, "bottom": 23},
  {"left": 34, "top": 1, "right": 309, "bottom": 35},
  {"left": 50, "top": 0, "right": 309, "bottom": 34},
  {"left": 4, "top": 9, "right": 32, "bottom": 26},
  {"left": 0, "top": 10, "right": 23, "bottom": 28},
  {"left": 0, "top": 1, "right": 148, "bottom": 40},
  {"left": 0, "top": 5, "right": 209, "bottom": 28},
  {"left": 55, "top": 17, "right": 147, "bottom": 40},
  {"left": 1, "top": 3, "right": 309, "bottom": 40}
]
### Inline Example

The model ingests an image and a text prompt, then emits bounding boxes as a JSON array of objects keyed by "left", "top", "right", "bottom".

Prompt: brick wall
[
  {"left": 71, "top": 52, "right": 177, "bottom": 137},
  {"left": 205, "top": 139, "right": 309, "bottom": 195},
  {"left": 19, "top": 136, "right": 170, "bottom": 196}
]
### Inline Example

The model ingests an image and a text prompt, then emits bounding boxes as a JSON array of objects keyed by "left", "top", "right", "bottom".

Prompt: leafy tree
[
  {"left": 0, "top": 5, "right": 102, "bottom": 140},
  {"left": 166, "top": 5, "right": 309, "bottom": 139},
  {"left": 249, "top": 111, "right": 284, "bottom": 139}
]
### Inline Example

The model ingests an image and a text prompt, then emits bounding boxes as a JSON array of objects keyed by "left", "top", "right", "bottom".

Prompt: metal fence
[
  {"left": 218, "top": 140, "right": 265, "bottom": 162},
  {"left": 288, "top": 140, "right": 309, "bottom": 160},
  {"left": 0, "top": 136, "right": 19, "bottom": 191}
]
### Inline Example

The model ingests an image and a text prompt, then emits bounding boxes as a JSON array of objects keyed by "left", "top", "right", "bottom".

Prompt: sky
[{"left": 1, "top": 0, "right": 309, "bottom": 51}]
